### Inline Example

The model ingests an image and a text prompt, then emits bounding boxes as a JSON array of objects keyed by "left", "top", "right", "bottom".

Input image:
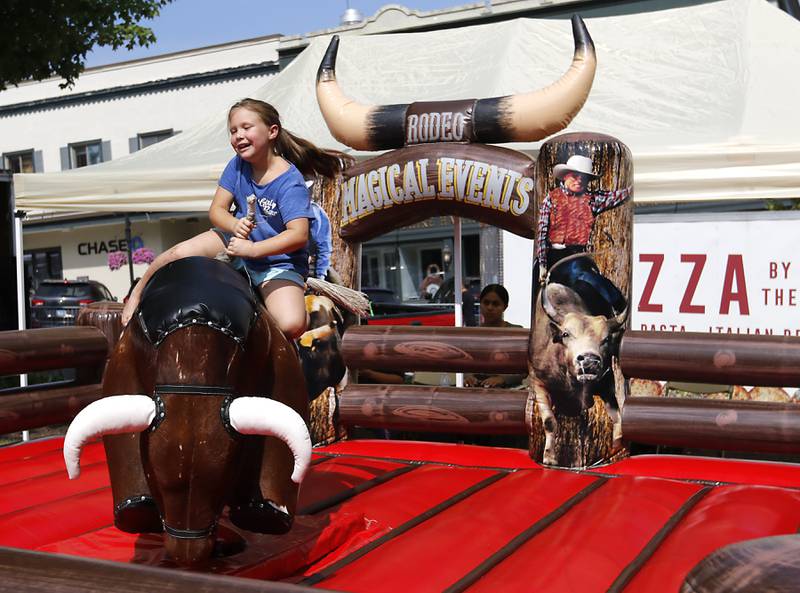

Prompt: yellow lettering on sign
[
  {"left": 438, "top": 157, "right": 455, "bottom": 199},
  {"left": 341, "top": 155, "right": 533, "bottom": 229},
  {"left": 356, "top": 174, "right": 373, "bottom": 218},
  {"left": 376, "top": 165, "right": 393, "bottom": 208},
  {"left": 386, "top": 163, "right": 405, "bottom": 204},
  {"left": 482, "top": 166, "right": 508, "bottom": 210},
  {"left": 511, "top": 176, "right": 533, "bottom": 216},
  {"left": 403, "top": 161, "right": 423, "bottom": 201},
  {"left": 500, "top": 171, "right": 522, "bottom": 212},
  {"left": 453, "top": 159, "right": 473, "bottom": 201},
  {"left": 417, "top": 159, "right": 437, "bottom": 199}
]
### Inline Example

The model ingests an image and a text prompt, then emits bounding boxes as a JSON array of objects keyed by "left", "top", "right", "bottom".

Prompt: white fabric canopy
[{"left": 14, "top": 0, "right": 800, "bottom": 212}]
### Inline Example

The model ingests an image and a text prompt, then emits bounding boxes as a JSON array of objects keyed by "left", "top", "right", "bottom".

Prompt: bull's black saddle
[{"left": 138, "top": 256, "right": 258, "bottom": 347}]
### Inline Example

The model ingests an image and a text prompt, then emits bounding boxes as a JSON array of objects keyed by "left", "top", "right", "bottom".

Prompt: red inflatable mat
[{"left": 1, "top": 437, "right": 800, "bottom": 593}]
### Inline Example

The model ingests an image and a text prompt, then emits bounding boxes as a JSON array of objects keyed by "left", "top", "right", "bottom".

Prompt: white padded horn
[
  {"left": 228, "top": 397, "right": 312, "bottom": 484},
  {"left": 63, "top": 395, "right": 156, "bottom": 480}
]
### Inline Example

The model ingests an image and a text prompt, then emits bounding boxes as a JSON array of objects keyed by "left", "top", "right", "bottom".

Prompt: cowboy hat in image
[{"left": 553, "top": 155, "right": 599, "bottom": 180}]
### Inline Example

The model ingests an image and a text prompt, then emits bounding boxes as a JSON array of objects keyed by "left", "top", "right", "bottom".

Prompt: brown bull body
[
  {"left": 68, "top": 258, "right": 310, "bottom": 566},
  {"left": 530, "top": 282, "right": 624, "bottom": 466}
]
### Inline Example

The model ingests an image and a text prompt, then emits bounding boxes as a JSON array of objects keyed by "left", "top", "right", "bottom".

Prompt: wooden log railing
[
  {"left": 0, "top": 383, "right": 103, "bottom": 434},
  {"left": 341, "top": 326, "right": 529, "bottom": 374},
  {"left": 0, "top": 327, "right": 108, "bottom": 376},
  {"left": 619, "top": 331, "right": 800, "bottom": 387},
  {"left": 0, "top": 302, "right": 121, "bottom": 434},
  {"left": 340, "top": 326, "right": 800, "bottom": 452},
  {"left": 3, "top": 318, "right": 800, "bottom": 451},
  {"left": 339, "top": 384, "right": 528, "bottom": 435},
  {"left": 0, "top": 546, "right": 321, "bottom": 593},
  {"left": 622, "top": 397, "right": 800, "bottom": 454},
  {"left": 342, "top": 326, "right": 800, "bottom": 387}
]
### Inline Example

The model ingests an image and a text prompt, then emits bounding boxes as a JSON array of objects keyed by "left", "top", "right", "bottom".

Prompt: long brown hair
[{"left": 228, "top": 98, "right": 352, "bottom": 178}]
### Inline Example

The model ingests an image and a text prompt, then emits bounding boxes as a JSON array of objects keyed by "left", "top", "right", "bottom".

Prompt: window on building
[
  {"left": 24, "top": 248, "right": 63, "bottom": 289},
  {"left": 3, "top": 150, "right": 35, "bottom": 173},
  {"left": 138, "top": 129, "right": 174, "bottom": 150},
  {"left": 70, "top": 141, "right": 103, "bottom": 168}
]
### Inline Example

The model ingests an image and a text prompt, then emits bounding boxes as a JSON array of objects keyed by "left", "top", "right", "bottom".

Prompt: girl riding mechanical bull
[
  {"left": 121, "top": 98, "right": 351, "bottom": 339},
  {"left": 65, "top": 99, "right": 352, "bottom": 566}
]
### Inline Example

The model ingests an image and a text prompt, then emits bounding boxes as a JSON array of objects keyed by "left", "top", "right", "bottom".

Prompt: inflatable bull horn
[
  {"left": 64, "top": 395, "right": 311, "bottom": 484},
  {"left": 316, "top": 14, "right": 596, "bottom": 151}
]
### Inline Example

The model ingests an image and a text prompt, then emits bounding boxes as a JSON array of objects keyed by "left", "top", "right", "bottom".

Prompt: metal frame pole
[
  {"left": 125, "top": 214, "right": 134, "bottom": 287},
  {"left": 11, "top": 180, "right": 30, "bottom": 441},
  {"left": 454, "top": 217, "right": 463, "bottom": 387}
]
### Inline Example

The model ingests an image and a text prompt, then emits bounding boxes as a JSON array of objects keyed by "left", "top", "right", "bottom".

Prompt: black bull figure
[{"left": 63, "top": 257, "right": 312, "bottom": 566}]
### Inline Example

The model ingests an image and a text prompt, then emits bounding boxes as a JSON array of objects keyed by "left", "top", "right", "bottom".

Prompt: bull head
[
  {"left": 64, "top": 395, "right": 311, "bottom": 484},
  {"left": 316, "top": 15, "right": 596, "bottom": 151},
  {"left": 541, "top": 282, "right": 627, "bottom": 383}
]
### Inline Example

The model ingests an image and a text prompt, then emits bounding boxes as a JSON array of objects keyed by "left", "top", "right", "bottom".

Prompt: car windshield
[
  {"left": 36, "top": 284, "right": 94, "bottom": 298},
  {"left": 364, "top": 289, "right": 401, "bottom": 304}
]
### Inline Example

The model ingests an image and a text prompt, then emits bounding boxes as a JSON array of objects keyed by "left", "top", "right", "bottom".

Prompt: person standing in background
[
  {"left": 419, "top": 263, "right": 443, "bottom": 299},
  {"left": 465, "top": 284, "right": 526, "bottom": 388}
]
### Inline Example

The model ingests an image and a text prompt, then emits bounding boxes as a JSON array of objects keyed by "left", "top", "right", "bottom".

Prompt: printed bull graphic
[
  {"left": 63, "top": 257, "right": 311, "bottom": 566},
  {"left": 530, "top": 255, "right": 627, "bottom": 467},
  {"left": 298, "top": 294, "right": 347, "bottom": 402}
]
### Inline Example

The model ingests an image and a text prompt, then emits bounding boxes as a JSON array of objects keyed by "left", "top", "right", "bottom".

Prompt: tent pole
[
  {"left": 12, "top": 182, "right": 29, "bottom": 441},
  {"left": 454, "top": 217, "right": 463, "bottom": 387},
  {"left": 125, "top": 215, "right": 134, "bottom": 287}
]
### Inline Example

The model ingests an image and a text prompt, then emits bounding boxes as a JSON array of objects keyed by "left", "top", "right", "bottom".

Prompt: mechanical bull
[
  {"left": 63, "top": 257, "right": 312, "bottom": 566},
  {"left": 530, "top": 255, "right": 627, "bottom": 467}
]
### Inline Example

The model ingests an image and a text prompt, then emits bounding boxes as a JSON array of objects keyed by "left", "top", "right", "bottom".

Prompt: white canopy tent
[{"left": 13, "top": 0, "right": 800, "bottom": 212}]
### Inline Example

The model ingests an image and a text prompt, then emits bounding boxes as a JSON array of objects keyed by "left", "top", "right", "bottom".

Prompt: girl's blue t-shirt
[{"left": 218, "top": 155, "right": 312, "bottom": 276}]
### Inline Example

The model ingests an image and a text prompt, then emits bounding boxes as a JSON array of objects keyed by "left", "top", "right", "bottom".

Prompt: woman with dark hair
[{"left": 464, "top": 284, "right": 526, "bottom": 388}]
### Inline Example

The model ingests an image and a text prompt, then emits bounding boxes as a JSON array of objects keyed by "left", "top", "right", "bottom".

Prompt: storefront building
[
  {"left": 2, "top": 1, "right": 559, "bottom": 309},
  {"left": 3, "top": 0, "right": 799, "bottom": 328}
]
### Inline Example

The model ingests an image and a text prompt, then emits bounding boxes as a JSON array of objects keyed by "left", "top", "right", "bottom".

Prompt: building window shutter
[
  {"left": 59, "top": 146, "right": 71, "bottom": 170},
  {"left": 128, "top": 137, "right": 139, "bottom": 154},
  {"left": 101, "top": 141, "right": 112, "bottom": 162},
  {"left": 33, "top": 150, "right": 44, "bottom": 173}
]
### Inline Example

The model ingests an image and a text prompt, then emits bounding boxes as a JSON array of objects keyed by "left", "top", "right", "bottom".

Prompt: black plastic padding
[{"left": 137, "top": 256, "right": 258, "bottom": 347}]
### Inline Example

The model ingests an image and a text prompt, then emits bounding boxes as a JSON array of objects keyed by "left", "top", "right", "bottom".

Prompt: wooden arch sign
[{"left": 338, "top": 143, "right": 535, "bottom": 243}]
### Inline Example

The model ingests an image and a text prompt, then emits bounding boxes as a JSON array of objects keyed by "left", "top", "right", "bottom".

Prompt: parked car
[
  {"left": 431, "top": 277, "right": 482, "bottom": 326},
  {"left": 361, "top": 286, "right": 454, "bottom": 326},
  {"left": 30, "top": 279, "right": 116, "bottom": 328},
  {"left": 361, "top": 287, "right": 401, "bottom": 307}
]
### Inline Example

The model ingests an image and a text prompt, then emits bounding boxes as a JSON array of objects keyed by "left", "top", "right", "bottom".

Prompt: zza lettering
[{"left": 638, "top": 253, "right": 750, "bottom": 315}]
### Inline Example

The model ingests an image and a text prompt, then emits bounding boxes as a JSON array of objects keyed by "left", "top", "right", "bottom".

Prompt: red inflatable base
[{"left": 2, "top": 437, "right": 800, "bottom": 592}]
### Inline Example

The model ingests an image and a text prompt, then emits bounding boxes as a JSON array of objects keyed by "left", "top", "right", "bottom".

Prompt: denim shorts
[{"left": 212, "top": 228, "right": 306, "bottom": 289}]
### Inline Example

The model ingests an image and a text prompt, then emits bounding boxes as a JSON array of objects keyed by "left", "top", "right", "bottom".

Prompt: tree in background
[{"left": 0, "top": 0, "right": 172, "bottom": 91}]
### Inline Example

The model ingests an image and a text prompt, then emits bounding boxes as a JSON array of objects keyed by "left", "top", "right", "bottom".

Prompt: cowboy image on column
[{"left": 536, "top": 154, "right": 631, "bottom": 284}]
